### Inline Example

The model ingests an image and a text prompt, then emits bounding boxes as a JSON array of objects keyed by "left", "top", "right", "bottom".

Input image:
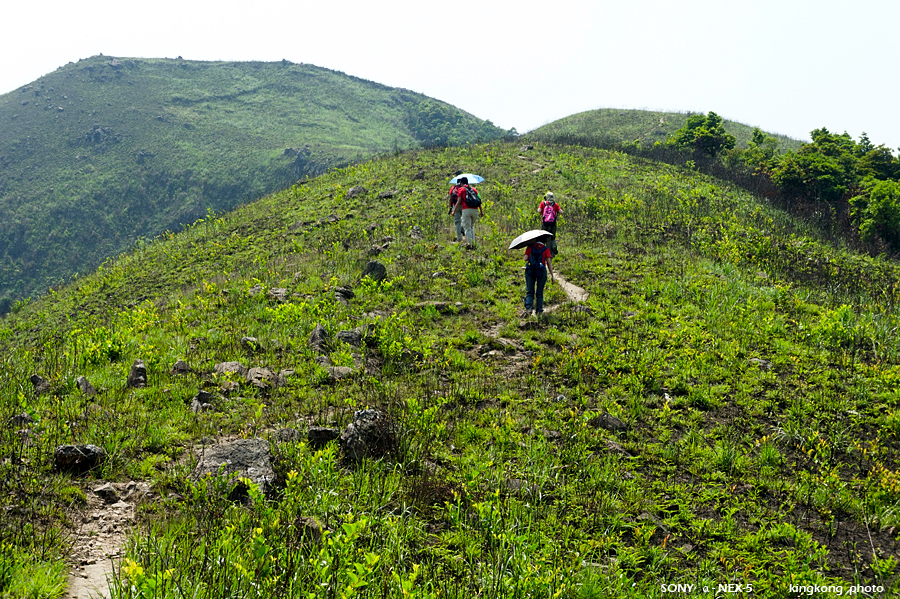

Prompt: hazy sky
[{"left": 3, "top": 0, "right": 899, "bottom": 150}]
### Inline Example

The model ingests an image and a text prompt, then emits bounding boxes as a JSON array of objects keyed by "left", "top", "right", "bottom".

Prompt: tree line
[{"left": 664, "top": 112, "right": 900, "bottom": 252}]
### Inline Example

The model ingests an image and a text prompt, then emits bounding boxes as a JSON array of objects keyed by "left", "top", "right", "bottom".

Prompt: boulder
[
  {"left": 338, "top": 409, "right": 396, "bottom": 463},
  {"left": 336, "top": 329, "right": 363, "bottom": 347},
  {"left": 246, "top": 367, "right": 284, "bottom": 389},
  {"left": 170, "top": 360, "right": 192, "bottom": 375},
  {"left": 30, "top": 374, "right": 50, "bottom": 395},
  {"left": 360, "top": 260, "right": 387, "bottom": 282},
  {"left": 93, "top": 483, "right": 120, "bottom": 504},
  {"left": 589, "top": 412, "right": 627, "bottom": 433},
  {"left": 346, "top": 186, "right": 368, "bottom": 198},
  {"left": 191, "top": 438, "right": 275, "bottom": 500},
  {"left": 241, "top": 337, "right": 260, "bottom": 353},
  {"left": 308, "top": 324, "right": 329, "bottom": 355},
  {"left": 54, "top": 444, "right": 106, "bottom": 474},
  {"left": 214, "top": 361, "right": 248, "bottom": 378},
  {"left": 267, "top": 288, "right": 289, "bottom": 303},
  {"left": 126, "top": 360, "right": 147, "bottom": 388},
  {"left": 76, "top": 376, "right": 97, "bottom": 396},
  {"left": 307, "top": 427, "right": 340, "bottom": 449}
]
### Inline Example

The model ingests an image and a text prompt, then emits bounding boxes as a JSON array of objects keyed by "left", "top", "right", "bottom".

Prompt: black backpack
[
  {"left": 464, "top": 186, "right": 482, "bottom": 208},
  {"left": 526, "top": 242, "right": 546, "bottom": 272}
]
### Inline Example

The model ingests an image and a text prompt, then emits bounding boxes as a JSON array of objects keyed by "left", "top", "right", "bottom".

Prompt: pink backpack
[{"left": 542, "top": 202, "right": 557, "bottom": 223}]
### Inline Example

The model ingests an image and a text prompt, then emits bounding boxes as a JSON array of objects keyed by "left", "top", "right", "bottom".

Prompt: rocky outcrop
[
  {"left": 191, "top": 438, "right": 275, "bottom": 501},
  {"left": 339, "top": 409, "right": 396, "bottom": 463}
]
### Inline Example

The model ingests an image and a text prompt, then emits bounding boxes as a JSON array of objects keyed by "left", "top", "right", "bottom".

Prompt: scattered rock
[
  {"left": 246, "top": 367, "right": 284, "bottom": 389},
  {"left": 308, "top": 427, "right": 340, "bottom": 448},
  {"left": 309, "top": 324, "right": 330, "bottom": 355},
  {"left": 346, "top": 186, "right": 368, "bottom": 198},
  {"left": 360, "top": 260, "right": 387, "bottom": 282},
  {"left": 412, "top": 170, "right": 425, "bottom": 180},
  {"left": 268, "top": 288, "right": 289, "bottom": 303},
  {"left": 336, "top": 329, "right": 363, "bottom": 347},
  {"left": 170, "top": 360, "right": 192, "bottom": 375},
  {"left": 339, "top": 409, "right": 396, "bottom": 463},
  {"left": 9, "top": 413, "right": 34, "bottom": 427},
  {"left": 126, "top": 360, "right": 147, "bottom": 388},
  {"left": 76, "top": 375, "right": 97, "bottom": 396},
  {"left": 93, "top": 483, "right": 120, "bottom": 504},
  {"left": 241, "top": 336, "right": 261, "bottom": 353},
  {"left": 294, "top": 516, "right": 324, "bottom": 545},
  {"left": 190, "top": 391, "right": 215, "bottom": 413},
  {"left": 271, "top": 428, "right": 303, "bottom": 443},
  {"left": 414, "top": 301, "right": 452, "bottom": 314},
  {"left": 55, "top": 444, "right": 105, "bottom": 474},
  {"left": 192, "top": 438, "right": 276, "bottom": 500},
  {"left": 214, "top": 361, "right": 248, "bottom": 378},
  {"left": 30, "top": 374, "right": 50, "bottom": 395},
  {"left": 326, "top": 366, "right": 354, "bottom": 381},
  {"left": 749, "top": 358, "right": 772, "bottom": 371},
  {"left": 248, "top": 284, "right": 263, "bottom": 296},
  {"left": 378, "top": 190, "right": 398, "bottom": 199},
  {"left": 589, "top": 412, "right": 627, "bottom": 433},
  {"left": 334, "top": 287, "right": 354, "bottom": 304}
]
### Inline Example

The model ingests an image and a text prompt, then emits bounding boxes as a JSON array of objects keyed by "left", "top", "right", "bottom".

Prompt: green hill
[
  {"left": 526, "top": 108, "right": 804, "bottom": 151},
  {"left": 0, "top": 56, "right": 508, "bottom": 303},
  {"left": 2, "top": 141, "right": 898, "bottom": 597}
]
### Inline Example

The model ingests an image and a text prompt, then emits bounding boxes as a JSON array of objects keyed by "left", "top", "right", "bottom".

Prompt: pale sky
[{"left": 3, "top": 0, "right": 899, "bottom": 151}]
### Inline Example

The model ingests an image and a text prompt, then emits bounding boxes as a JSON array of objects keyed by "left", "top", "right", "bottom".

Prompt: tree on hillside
[
  {"left": 851, "top": 180, "right": 900, "bottom": 249},
  {"left": 667, "top": 112, "right": 736, "bottom": 158},
  {"left": 771, "top": 128, "right": 858, "bottom": 203},
  {"left": 742, "top": 127, "right": 780, "bottom": 174}
]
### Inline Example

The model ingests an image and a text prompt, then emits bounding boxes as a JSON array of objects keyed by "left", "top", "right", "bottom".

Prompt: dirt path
[
  {"left": 553, "top": 272, "right": 589, "bottom": 303},
  {"left": 63, "top": 482, "right": 150, "bottom": 599}
]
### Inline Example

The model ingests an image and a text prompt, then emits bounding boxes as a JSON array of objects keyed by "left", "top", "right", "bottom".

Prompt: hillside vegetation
[
  {"left": 526, "top": 108, "right": 804, "bottom": 151},
  {"left": 2, "top": 141, "right": 900, "bottom": 598},
  {"left": 0, "top": 56, "right": 507, "bottom": 303}
]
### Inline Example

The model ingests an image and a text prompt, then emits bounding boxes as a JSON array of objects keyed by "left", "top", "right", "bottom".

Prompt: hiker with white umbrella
[
  {"left": 509, "top": 230, "right": 555, "bottom": 316},
  {"left": 450, "top": 174, "right": 485, "bottom": 247}
]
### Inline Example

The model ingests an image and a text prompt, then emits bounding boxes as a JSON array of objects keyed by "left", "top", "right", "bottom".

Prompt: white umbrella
[
  {"left": 508, "top": 229, "right": 553, "bottom": 250},
  {"left": 449, "top": 173, "right": 485, "bottom": 185}
]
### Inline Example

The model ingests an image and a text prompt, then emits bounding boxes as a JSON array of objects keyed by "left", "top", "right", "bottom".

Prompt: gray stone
[
  {"left": 246, "top": 367, "right": 284, "bottom": 389},
  {"left": 346, "top": 186, "right": 368, "bottom": 198},
  {"left": 170, "top": 360, "right": 191, "bottom": 375},
  {"left": 30, "top": 374, "right": 50, "bottom": 395},
  {"left": 360, "top": 261, "right": 387, "bottom": 282},
  {"left": 338, "top": 409, "right": 396, "bottom": 463},
  {"left": 126, "top": 360, "right": 147, "bottom": 388},
  {"left": 308, "top": 427, "right": 340, "bottom": 449},
  {"left": 267, "top": 288, "right": 289, "bottom": 303},
  {"left": 191, "top": 438, "right": 275, "bottom": 500},
  {"left": 589, "top": 412, "right": 627, "bottom": 433},
  {"left": 9, "top": 413, "right": 34, "bottom": 427},
  {"left": 309, "top": 324, "right": 329, "bottom": 355},
  {"left": 336, "top": 329, "right": 363, "bottom": 347},
  {"left": 54, "top": 444, "right": 106, "bottom": 474},
  {"left": 214, "top": 361, "right": 248, "bottom": 378},
  {"left": 241, "top": 337, "right": 260, "bottom": 353},
  {"left": 76, "top": 375, "right": 97, "bottom": 396},
  {"left": 326, "top": 366, "right": 354, "bottom": 381},
  {"left": 93, "top": 483, "right": 119, "bottom": 504}
]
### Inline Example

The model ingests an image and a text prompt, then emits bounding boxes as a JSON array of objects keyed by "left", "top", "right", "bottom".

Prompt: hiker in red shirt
[
  {"left": 452, "top": 177, "right": 484, "bottom": 247},
  {"left": 538, "top": 191, "right": 561, "bottom": 256},
  {"left": 523, "top": 238, "right": 554, "bottom": 316},
  {"left": 448, "top": 183, "right": 463, "bottom": 241}
]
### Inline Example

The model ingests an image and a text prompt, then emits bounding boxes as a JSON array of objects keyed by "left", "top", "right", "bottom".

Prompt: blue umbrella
[{"left": 449, "top": 173, "right": 485, "bottom": 185}]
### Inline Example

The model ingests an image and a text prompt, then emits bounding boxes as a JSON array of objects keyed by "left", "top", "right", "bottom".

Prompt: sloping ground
[
  {"left": 0, "top": 56, "right": 506, "bottom": 301},
  {"left": 526, "top": 108, "right": 804, "bottom": 151},
  {"left": 2, "top": 142, "right": 899, "bottom": 598}
]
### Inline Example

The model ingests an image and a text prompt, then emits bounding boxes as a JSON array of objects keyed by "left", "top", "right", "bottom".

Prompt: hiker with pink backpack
[{"left": 538, "top": 192, "right": 561, "bottom": 256}]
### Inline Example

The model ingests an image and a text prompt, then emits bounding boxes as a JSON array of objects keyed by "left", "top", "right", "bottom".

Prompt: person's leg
[
  {"left": 542, "top": 221, "right": 558, "bottom": 256},
  {"left": 453, "top": 212, "right": 463, "bottom": 241},
  {"left": 535, "top": 268, "right": 547, "bottom": 313},
  {"left": 524, "top": 269, "right": 535, "bottom": 312},
  {"left": 462, "top": 209, "right": 477, "bottom": 245}
]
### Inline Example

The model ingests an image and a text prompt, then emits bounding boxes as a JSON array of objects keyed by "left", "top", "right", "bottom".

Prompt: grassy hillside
[
  {"left": 526, "top": 108, "right": 804, "bottom": 151},
  {"left": 0, "top": 56, "right": 507, "bottom": 303},
  {"left": 2, "top": 141, "right": 899, "bottom": 598}
]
